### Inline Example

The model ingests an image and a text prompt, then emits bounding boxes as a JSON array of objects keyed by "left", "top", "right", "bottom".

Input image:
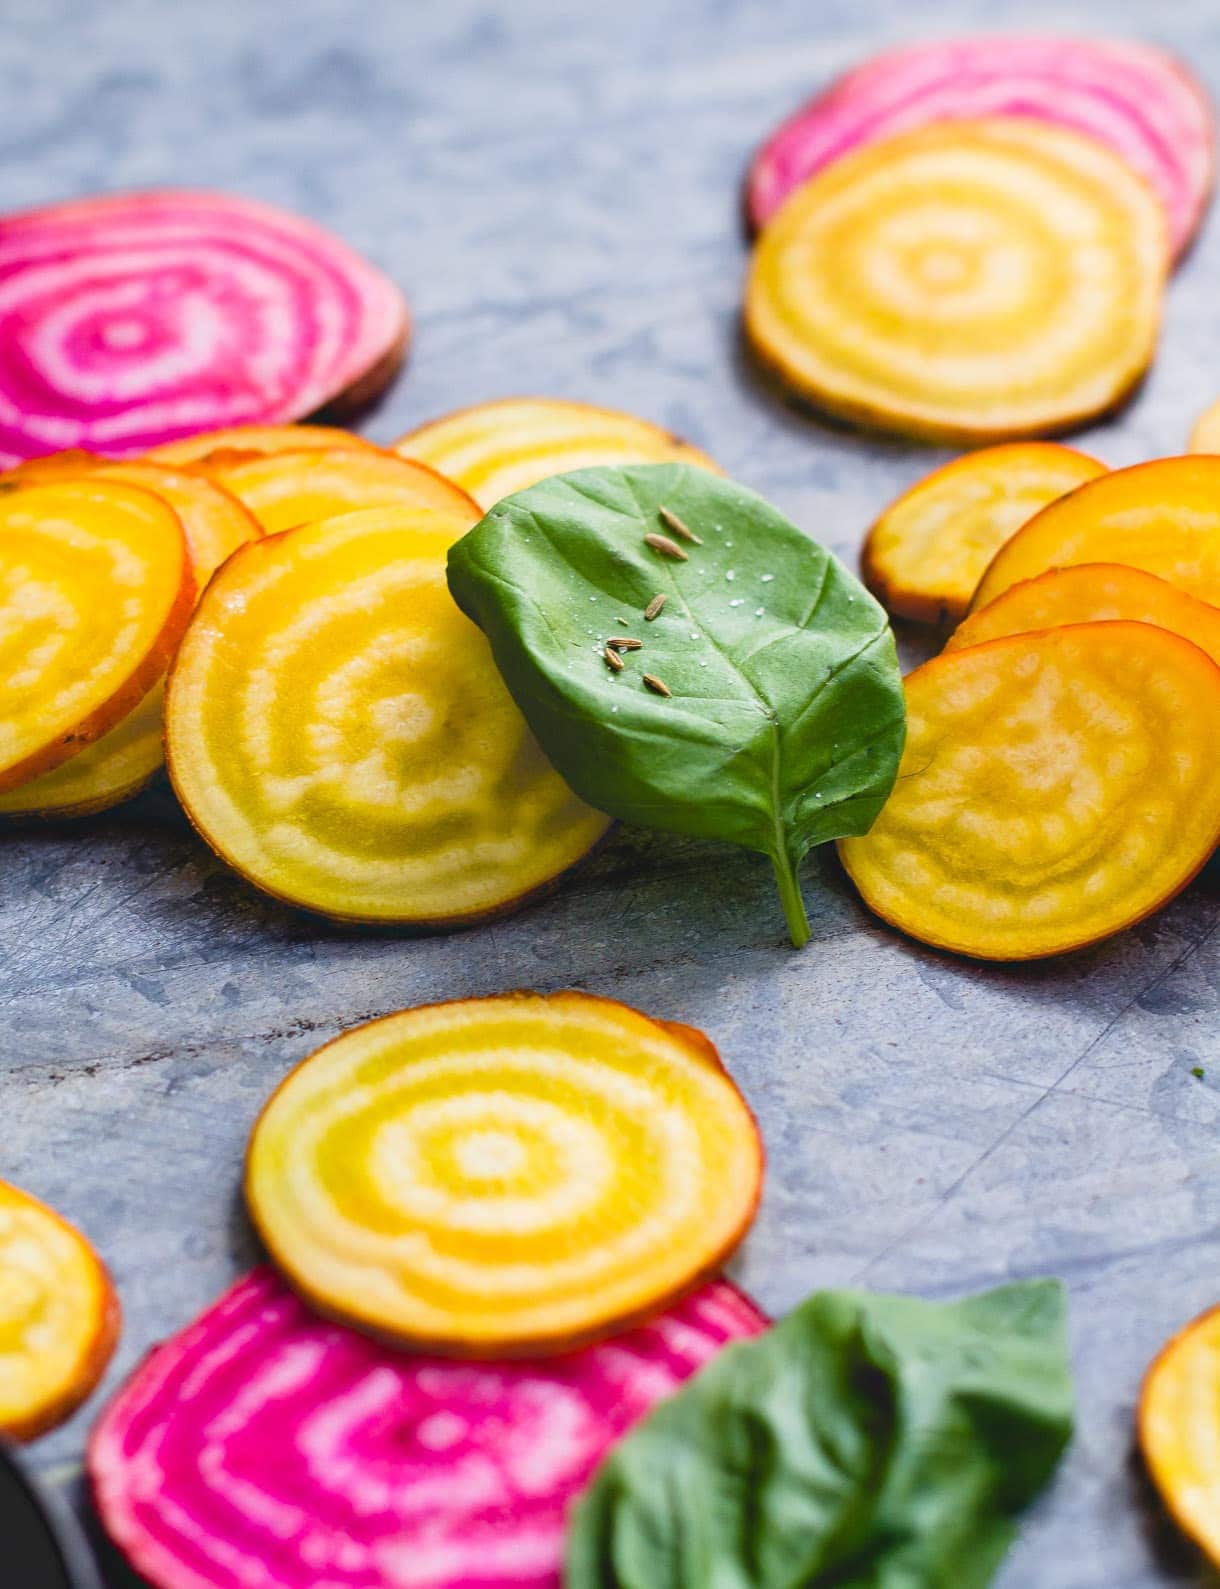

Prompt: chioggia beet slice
[
  {"left": 148, "top": 422, "right": 379, "bottom": 465},
  {"left": 971, "top": 457, "right": 1220, "bottom": 611},
  {"left": 246, "top": 992, "right": 764, "bottom": 1354},
  {"left": 863, "top": 443, "right": 1105, "bottom": 623},
  {"left": 0, "top": 479, "right": 193, "bottom": 792},
  {"left": 165, "top": 508, "right": 611, "bottom": 924},
  {"left": 394, "top": 397, "right": 720, "bottom": 510},
  {"left": 0, "top": 461, "right": 259, "bottom": 818},
  {"left": 89, "top": 1266, "right": 766, "bottom": 1589},
  {"left": 1140, "top": 1304, "right": 1220, "bottom": 1565},
  {"left": 745, "top": 118, "right": 1166, "bottom": 444},
  {"left": 947, "top": 564, "right": 1220, "bottom": 666},
  {"left": 746, "top": 35, "right": 1214, "bottom": 258},
  {"left": 839, "top": 623, "right": 1220, "bottom": 960},
  {"left": 0, "top": 1180, "right": 119, "bottom": 1441},
  {"left": 204, "top": 445, "right": 479, "bottom": 533},
  {"left": 0, "top": 191, "right": 408, "bottom": 466}
]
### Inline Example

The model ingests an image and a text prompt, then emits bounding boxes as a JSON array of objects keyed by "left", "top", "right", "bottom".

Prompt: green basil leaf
[
  {"left": 566, "top": 1280, "right": 1073, "bottom": 1589},
  {"left": 446, "top": 463, "right": 905, "bottom": 945}
]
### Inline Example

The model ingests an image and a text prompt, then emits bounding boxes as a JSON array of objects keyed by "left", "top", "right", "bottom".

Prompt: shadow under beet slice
[
  {"left": 0, "top": 190, "right": 409, "bottom": 467},
  {"left": 88, "top": 1267, "right": 767, "bottom": 1589}
]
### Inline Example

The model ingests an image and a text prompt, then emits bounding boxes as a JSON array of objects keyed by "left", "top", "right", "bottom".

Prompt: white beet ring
[
  {"left": 88, "top": 1266, "right": 767, "bottom": 1589},
  {"left": 746, "top": 35, "right": 1215, "bottom": 260},
  {"left": 0, "top": 190, "right": 409, "bottom": 465}
]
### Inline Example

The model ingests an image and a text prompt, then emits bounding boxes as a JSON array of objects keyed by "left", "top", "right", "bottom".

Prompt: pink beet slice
[
  {"left": 89, "top": 1266, "right": 767, "bottom": 1589},
  {"left": 0, "top": 190, "right": 409, "bottom": 466},
  {"left": 747, "top": 36, "right": 1215, "bottom": 258}
]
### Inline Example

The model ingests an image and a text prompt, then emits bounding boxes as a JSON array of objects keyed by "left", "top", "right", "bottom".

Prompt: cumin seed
[
  {"left": 603, "top": 646, "right": 625, "bottom": 671},
  {"left": 644, "top": 532, "right": 688, "bottom": 561},
  {"left": 644, "top": 593, "right": 667, "bottom": 620},
  {"left": 642, "top": 672, "right": 672, "bottom": 697},
  {"left": 659, "top": 505, "right": 702, "bottom": 545},
  {"left": 607, "top": 635, "right": 642, "bottom": 651}
]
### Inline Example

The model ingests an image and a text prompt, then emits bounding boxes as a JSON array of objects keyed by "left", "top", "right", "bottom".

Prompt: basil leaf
[
  {"left": 446, "top": 463, "right": 905, "bottom": 946},
  {"left": 566, "top": 1280, "right": 1073, "bottom": 1589}
]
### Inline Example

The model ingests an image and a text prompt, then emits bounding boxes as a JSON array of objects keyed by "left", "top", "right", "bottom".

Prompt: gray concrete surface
[{"left": 4, "top": 0, "right": 1220, "bottom": 1583}]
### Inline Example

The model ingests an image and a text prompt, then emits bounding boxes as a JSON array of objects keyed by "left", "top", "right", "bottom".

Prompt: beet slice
[
  {"left": 0, "top": 191, "right": 409, "bottom": 467},
  {"left": 89, "top": 1266, "right": 767, "bottom": 1589},
  {"left": 747, "top": 36, "right": 1214, "bottom": 259}
]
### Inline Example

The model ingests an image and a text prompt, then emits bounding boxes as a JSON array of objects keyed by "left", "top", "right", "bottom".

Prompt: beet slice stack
[
  {"left": 0, "top": 190, "right": 409, "bottom": 466},
  {"left": 90, "top": 1266, "right": 767, "bottom": 1589},
  {"left": 747, "top": 36, "right": 1214, "bottom": 260}
]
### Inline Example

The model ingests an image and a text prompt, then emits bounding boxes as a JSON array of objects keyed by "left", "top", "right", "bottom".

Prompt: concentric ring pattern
[
  {"left": 839, "top": 623, "right": 1220, "bottom": 959},
  {"left": 0, "top": 1179, "right": 118, "bottom": 1441},
  {"left": 395, "top": 397, "right": 720, "bottom": 509},
  {"left": 90, "top": 1266, "right": 766, "bottom": 1589},
  {"left": 746, "top": 118, "right": 1166, "bottom": 443},
  {"left": 0, "top": 460, "right": 258, "bottom": 817},
  {"left": 246, "top": 993, "right": 764, "bottom": 1352},
  {"left": 747, "top": 36, "right": 1214, "bottom": 256},
  {"left": 0, "top": 478, "right": 191, "bottom": 789},
  {"left": 166, "top": 508, "right": 610, "bottom": 922},
  {"left": 0, "top": 190, "right": 408, "bottom": 464},
  {"left": 207, "top": 447, "right": 479, "bottom": 533}
]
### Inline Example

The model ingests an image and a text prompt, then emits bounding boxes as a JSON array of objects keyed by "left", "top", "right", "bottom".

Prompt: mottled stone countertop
[{"left": 4, "top": 1, "right": 1220, "bottom": 1584}]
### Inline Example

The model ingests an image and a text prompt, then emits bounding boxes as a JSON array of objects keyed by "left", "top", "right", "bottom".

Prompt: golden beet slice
[
  {"left": 745, "top": 118, "right": 1165, "bottom": 443},
  {"left": 1140, "top": 1305, "right": 1220, "bottom": 1564},
  {"left": 863, "top": 444, "right": 1105, "bottom": 623},
  {"left": 839, "top": 623, "right": 1220, "bottom": 960},
  {"left": 0, "top": 1180, "right": 120, "bottom": 1442},
  {"left": 0, "top": 463, "right": 259, "bottom": 819},
  {"left": 246, "top": 991, "right": 763, "bottom": 1355},
  {"left": 1189, "top": 399, "right": 1220, "bottom": 453},
  {"left": 949, "top": 564, "right": 1220, "bottom": 665},
  {"left": 394, "top": 397, "right": 719, "bottom": 510},
  {"left": 973, "top": 457, "right": 1220, "bottom": 610},
  {"left": 146, "top": 423, "right": 378, "bottom": 465},
  {"left": 203, "top": 446, "right": 479, "bottom": 533},
  {"left": 0, "top": 683, "right": 164, "bottom": 820},
  {"left": 0, "top": 479, "right": 193, "bottom": 792},
  {"left": 98, "top": 461, "right": 261, "bottom": 583},
  {"left": 166, "top": 506, "right": 611, "bottom": 924}
]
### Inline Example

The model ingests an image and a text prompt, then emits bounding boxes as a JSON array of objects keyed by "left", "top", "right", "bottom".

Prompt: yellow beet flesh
[
  {"left": 0, "top": 1180, "right": 119, "bottom": 1442},
  {"left": 839, "top": 623, "right": 1220, "bottom": 960},
  {"left": 973, "top": 457, "right": 1220, "bottom": 610},
  {"left": 245, "top": 991, "right": 763, "bottom": 1354},
  {"left": 146, "top": 423, "right": 378, "bottom": 464},
  {"left": 1140, "top": 1305, "right": 1220, "bottom": 1566},
  {"left": 1188, "top": 399, "right": 1220, "bottom": 453},
  {"left": 0, "top": 462, "right": 259, "bottom": 818},
  {"left": 0, "top": 683, "right": 164, "bottom": 819},
  {"left": 745, "top": 118, "right": 1165, "bottom": 443},
  {"left": 165, "top": 507, "right": 610, "bottom": 924},
  {"left": 864, "top": 443, "right": 1105, "bottom": 623},
  {"left": 949, "top": 564, "right": 1220, "bottom": 666},
  {"left": 204, "top": 447, "right": 479, "bottom": 533},
  {"left": 0, "top": 479, "right": 192, "bottom": 791},
  {"left": 394, "top": 396, "right": 720, "bottom": 510}
]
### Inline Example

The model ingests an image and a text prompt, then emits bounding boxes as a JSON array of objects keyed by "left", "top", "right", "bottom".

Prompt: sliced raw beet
[
  {"left": 0, "top": 190, "right": 409, "bottom": 466},
  {"left": 747, "top": 36, "right": 1214, "bottom": 258},
  {"left": 89, "top": 1266, "right": 767, "bottom": 1589}
]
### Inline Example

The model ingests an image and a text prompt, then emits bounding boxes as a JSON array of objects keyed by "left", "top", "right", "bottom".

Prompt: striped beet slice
[
  {"left": 0, "top": 190, "right": 408, "bottom": 467},
  {"left": 89, "top": 1266, "right": 767, "bottom": 1589},
  {"left": 746, "top": 36, "right": 1214, "bottom": 258}
]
